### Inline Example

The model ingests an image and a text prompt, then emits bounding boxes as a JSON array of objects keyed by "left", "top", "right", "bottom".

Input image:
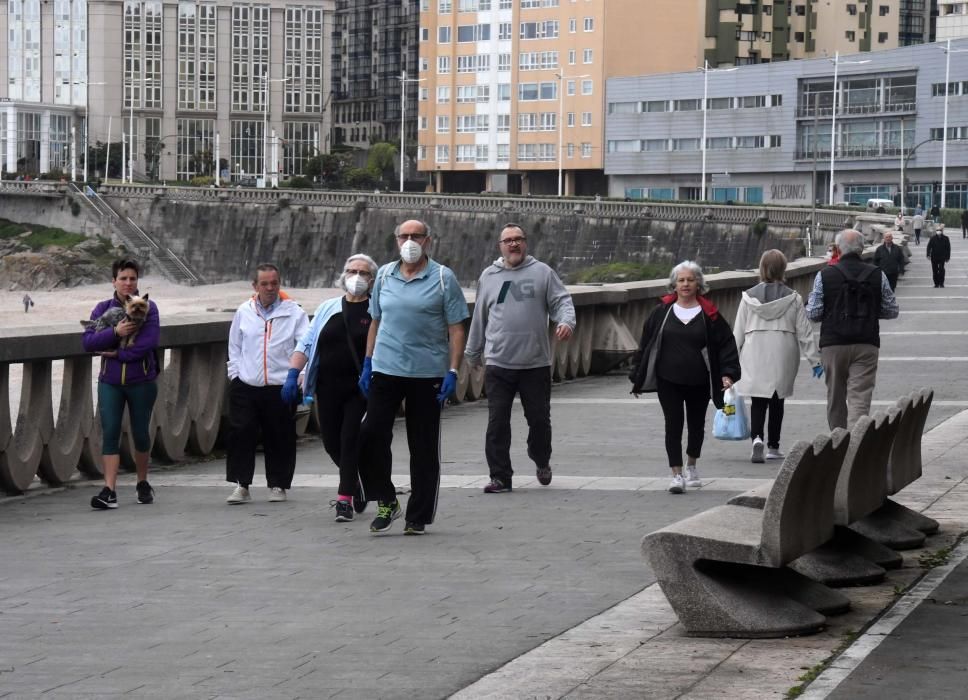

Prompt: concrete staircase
[{"left": 70, "top": 183, "right": 203, "bottom": 285}]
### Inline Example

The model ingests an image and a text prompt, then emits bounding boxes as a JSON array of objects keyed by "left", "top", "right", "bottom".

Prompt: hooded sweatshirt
[
  {"left": 465, "top": 255, "right": 576, "bottom": 370},
  {"left": 732, "top": 282, "right": 820, "bottom": 399}
]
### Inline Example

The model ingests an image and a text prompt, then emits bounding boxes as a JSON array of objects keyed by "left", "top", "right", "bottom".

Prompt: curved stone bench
[{"left": 642, "top": 430, "right": 851, "bottom": 638}]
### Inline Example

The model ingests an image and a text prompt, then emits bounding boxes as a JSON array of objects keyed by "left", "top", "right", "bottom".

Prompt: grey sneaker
[
  {"left": 268, "top": 487, "right": 287, "bottom": 502},
  {"left": 684, "top": 465, "right": 702, "bottom": 488},
  {"left": 226, "top": 485, "right": 251, "bottom": 504}
]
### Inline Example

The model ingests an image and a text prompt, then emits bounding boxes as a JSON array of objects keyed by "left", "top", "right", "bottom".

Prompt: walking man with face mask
[
  {"left": 465, "top": 224, "right": 576, "bottom": 493},
  {"left": 357, "top": 220, "right": 470, "bottom": 535}
]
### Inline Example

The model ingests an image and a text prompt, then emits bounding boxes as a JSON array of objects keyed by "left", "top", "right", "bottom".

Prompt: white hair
[
  {"left": 835, "top": 229, "right": 865, "bottom": 256},
  {"left": 667, "top": 260, "right": 709, "bottom": 294},
  {"left": 335, "top": 253, "right": 378, "bottom": 289}
]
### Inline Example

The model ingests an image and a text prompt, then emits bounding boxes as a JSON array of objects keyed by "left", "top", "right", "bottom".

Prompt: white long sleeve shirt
[{"left": 227, "top": 297, "right": 309, "bottom": 387}]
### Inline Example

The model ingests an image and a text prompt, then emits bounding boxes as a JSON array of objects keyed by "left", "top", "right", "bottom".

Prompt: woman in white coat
[{"left": 733, "top": 250, "right": 823, "bottom": 463}]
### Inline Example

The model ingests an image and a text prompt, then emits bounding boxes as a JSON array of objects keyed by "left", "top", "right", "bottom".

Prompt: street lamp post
[
  {"left": 262, "top": 71, "right": 291, "bottom": 187},
  {"left": 698, "top": 60, "right": 737, "bottom": 202},
  {"left": 556, "top": 72, "right": 588, "bottom": 197},
  {"left": 73, "top": 80, "right": 106, "bottom": 183},
  {"left": 940, "top": 40, "right": 968, "bottom": 209},
  {"left": 828, "top": 51, "right": 870, "bottom": 205},
  {"left": 398, "top": 70, "right": 425, "bottom": 193}
]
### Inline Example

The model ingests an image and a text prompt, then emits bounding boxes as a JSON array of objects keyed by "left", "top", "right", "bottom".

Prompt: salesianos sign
[{"left": 771, "top": 184, "right": 807, "bottom": 201}]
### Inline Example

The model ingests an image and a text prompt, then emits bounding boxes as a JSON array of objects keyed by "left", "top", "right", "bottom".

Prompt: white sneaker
[
  {"left": 751, "top": 437, "right": 765, "bottom": 464},
  {"left": 766, "top": 447, "right": 785, "bottom": 460},
  {"left": 226, "top": 485, "right": 251, "bottom": 504},
  {"left": 684, "top": 465, "right": 702, "bottom": 488},
  {"left": 668, "top": 473, "right": 685, "bottom": 494},
  {"left": 268, "top": 487, "right": 287, "bottom": 502}
]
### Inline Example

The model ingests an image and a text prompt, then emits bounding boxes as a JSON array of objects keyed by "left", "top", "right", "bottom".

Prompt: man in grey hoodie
[{"left": 465, "top": 224, "right": 576, "bottom": 493}]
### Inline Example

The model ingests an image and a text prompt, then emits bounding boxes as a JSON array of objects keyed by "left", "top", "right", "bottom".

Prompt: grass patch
[
  {"left": 786, "top": 629, "right": 858, "bottom": 698},
  {"left": 0, "top": 218, "right": 87, "bottom": 250},
  {"left": 568, "top": 261, "right": 669, "bottom": 284},
  {"left": 0, "top": 220, "right": 28, "bottom": 239},
  {"left": 919, "top": 545, "right": 954, "bottom": 569}
]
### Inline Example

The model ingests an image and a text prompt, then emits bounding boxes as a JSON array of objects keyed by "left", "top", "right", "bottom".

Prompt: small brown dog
[{"left": 80, "top": 294, "right": 150, "bottom": 348}]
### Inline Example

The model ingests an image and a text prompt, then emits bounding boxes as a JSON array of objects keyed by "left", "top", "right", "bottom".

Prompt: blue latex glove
[
  {"left": 437, "top": 370, "right": 458, "bottom": 407},
  {"left": 358, "top": 357, "right": 373, "bottom": 397},
  {"left": 281, "top": 368, "right": 300, "bottom": 405},
  {"left": 812, "top": 365, "right": 824, "bottom": 379}
]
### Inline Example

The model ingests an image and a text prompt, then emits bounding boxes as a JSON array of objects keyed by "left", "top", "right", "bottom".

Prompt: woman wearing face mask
[{"left": 282, "top": 253, "right": 377, "bottom": 522}]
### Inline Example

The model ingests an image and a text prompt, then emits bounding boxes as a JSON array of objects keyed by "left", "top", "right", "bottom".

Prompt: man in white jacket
[{"left": 225, "top": 264, "right": 309, "bottom": 504}]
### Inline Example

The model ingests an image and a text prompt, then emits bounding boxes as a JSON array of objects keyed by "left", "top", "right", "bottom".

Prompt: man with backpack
[{"left": 806, "top": 229, "right": 899, "bottom": 430}]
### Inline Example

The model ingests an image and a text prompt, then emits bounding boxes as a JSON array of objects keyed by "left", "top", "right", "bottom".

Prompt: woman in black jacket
[{"left": 630, "top": 261, "right": 741, "bottom": 494}]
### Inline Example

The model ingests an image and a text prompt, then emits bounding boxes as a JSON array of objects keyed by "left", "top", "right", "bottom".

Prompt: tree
[
  {"left": 367, "top": 142, "right": 399, "bottom": 183},
  {"left": 345, "top": 167, "right": 379, "bottom": 190}
]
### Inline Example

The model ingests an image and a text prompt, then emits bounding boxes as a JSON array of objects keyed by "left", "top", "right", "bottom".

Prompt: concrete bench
[
  {"left": 728, "top": 411, "right": 904, "bottom": 586},
  {"left": 852, "top": 388, "right": 937, "bottom": 548},
  {"left": 642, "top": 430, "right": 850, "bottom": 638}
]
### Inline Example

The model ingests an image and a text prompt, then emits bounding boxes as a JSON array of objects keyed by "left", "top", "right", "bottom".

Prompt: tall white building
[{"left": 938, "top": 1, "right": 968, "bottom": 40}]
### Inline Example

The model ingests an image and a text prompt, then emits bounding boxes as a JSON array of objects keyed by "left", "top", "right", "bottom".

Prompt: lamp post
[
  {"left": 398, "top": 70, "right": 425, "bottom": 192},
  {"left": 556, "top": 72, "right": 589, "bottom": 197},
  {"left": 827, "top": 51, "right": 870, "bottom": 205},
  {"left": 698, "top": 60, "right": 737, "bottom": 202},
  {"left": 72, "top": 80, "right": 106, "bottom": 183},
  {"left": 262, "top": 71, "right": 291, "bottom": 187},
  {"left": 940, "top": 40, "right": 968, "bottom": 209}
]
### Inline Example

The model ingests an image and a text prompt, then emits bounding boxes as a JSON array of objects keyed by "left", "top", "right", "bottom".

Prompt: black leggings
[
  {"left": 656, "top": 377, "right": 709, "bottom": 468},
  {"left": 316, "top": 377, "right": 367, "bottom": 497},
  {"left": 750, "top": 393, "right": 785, "bottom": 449}
]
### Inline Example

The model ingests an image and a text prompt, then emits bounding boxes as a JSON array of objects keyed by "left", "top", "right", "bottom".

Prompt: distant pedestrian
[
  {"left": 961, "top": 209, "right": 968, "bottom": 239},
  {"left": 284, "top": 254, "right": 377, "bottom": 522},
  {"left": 894, "top": 213, "right": 904, "bottom": 232},
  {"left": 873, "top": 232, "right": 906, "bottom": 291},
  {"left": 912, "top": 212, "right": 924, "bottom": 245},
  {"left": 82, "top": 258, "right": 160, "bottom": 509},
  {"left": 356, "top": 219, "right": 470, "bottom": 535},
  {"left": 826, "top": 243, "right": 841, "bottom": 265},
  {"left": 629, "top": 261, "right": 741, "bottom": 494},
  {"left": 927, "top": 224, "right": 952, "bottom": 289},
  {"left": 465, "top": 223, "right": 576, "bottom": 494},
  {"left": 806, "top": 229, "right": 900, "bottom": 429},
  {"left": 225, "top": 264, "right": 309, "bottom": 505},
  {"left": 930, "top": 203, "right": 941, "bottom": 223},
  {"left": 22, "top": 293, "right": 33, "bottom": 313},
  {"left": 733, "top": 250, "right": 822, "bottom": 464}
]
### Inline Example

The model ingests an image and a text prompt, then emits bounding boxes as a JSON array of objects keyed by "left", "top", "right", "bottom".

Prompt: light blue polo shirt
[{"left": 370, "top": 258, "right": 470, "bottom": 378}]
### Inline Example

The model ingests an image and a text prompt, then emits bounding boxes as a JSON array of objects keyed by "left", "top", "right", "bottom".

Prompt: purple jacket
[{"left": 82, "top": 296, "right": 161, "bottom": 385}]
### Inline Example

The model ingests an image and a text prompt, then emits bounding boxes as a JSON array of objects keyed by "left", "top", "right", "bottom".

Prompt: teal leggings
[{"left": 98, "top": 381, "right": 158, "bottom": 455}]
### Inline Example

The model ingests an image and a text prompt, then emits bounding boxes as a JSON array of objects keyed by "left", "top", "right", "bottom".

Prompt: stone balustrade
[{"left": 0, "top": 258, "right": 826, "bottom": 495}]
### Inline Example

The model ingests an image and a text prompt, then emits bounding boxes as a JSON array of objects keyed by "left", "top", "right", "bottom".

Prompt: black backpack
[{"left": 829, "top": 264, "right": 879, "bottom": 340}]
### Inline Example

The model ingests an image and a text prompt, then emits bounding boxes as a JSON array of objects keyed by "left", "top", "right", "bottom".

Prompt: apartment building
[
  {"left": 938, "top": 0, "right": 968, "bottom": 39},
  {"left": 331, "top": 0, "right": 421, "bottom": 177},
  {"left": 606, "top": 41, "right": 968, "bottom": 210},
  {"left": 1, "top": 0, "right": 335, "bottom": 183}
]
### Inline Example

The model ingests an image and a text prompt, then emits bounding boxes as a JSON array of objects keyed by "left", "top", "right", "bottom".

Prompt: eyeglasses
[
  {"left": 500, "top": 236, "right": 526, "bottom": 246},
  {"left": 396, "top": 233, "right": 428, "bottom": 241}
]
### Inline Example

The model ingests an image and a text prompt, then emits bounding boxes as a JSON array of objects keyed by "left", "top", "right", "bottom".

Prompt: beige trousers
[{"left": 821, "top": 344, "right": 880, "bottom": 430}]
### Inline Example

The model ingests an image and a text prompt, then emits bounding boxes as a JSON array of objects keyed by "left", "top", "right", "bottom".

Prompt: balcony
[{"left": 796, "top": 101, "right": 917, "bottom": 119}]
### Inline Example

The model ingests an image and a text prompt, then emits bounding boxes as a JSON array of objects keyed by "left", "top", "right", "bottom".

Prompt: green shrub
[
  {"left": 568, "top": 262, "right": 670, "bottom": 284},
  {"left": 189, "top": 175, "right": 215, "bottom": 187},
  {"left": 286, "top": 176, "right": 313, "bottom": 189}
]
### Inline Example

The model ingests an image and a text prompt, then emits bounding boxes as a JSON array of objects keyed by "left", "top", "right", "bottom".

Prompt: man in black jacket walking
[
  {"left": 873, "top": 232, "right": 906, "bottom": 291},
  {"left": 927, "top": 224, "right": 952, "bottom": 288}
]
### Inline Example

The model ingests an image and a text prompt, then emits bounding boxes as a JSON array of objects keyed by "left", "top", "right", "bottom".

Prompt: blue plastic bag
[{"left": 713, "top": 387, "right": 750, "bottom": 441}]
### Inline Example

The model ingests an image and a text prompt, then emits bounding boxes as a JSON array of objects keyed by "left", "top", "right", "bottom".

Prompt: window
[
  {"left": 795, "top": 5, "right": 805, "bottom": 16},
  {"left": 458, "top": 0, "right": 491, "bottom": 10},
  {"left": 497, "top": 83, "right": 511, "bottom": 101},
  {"left": 581, "top": 79, "right": 593, "bottom": 95},
  {"left": 878, "top": 32, "right": 888, "bottom": 43},
  {"left": 707, "top": 97, "right": 731, "bottom": 110},
  {"left": 675, "top": 98, "right": 701, "bottom": 111},
  {"left": 583, "top": 48, "right": 593, "bottom": 64},
  {"left": 419, "top": 116, "right": 428, "bottom": 130},
  {"left": 645, "top": 100, "right": 668, "bottom": 112},
  {"left": 706, "top": 136, "right": 732, "bottom": 149},
  {"left": 521, "top": 0, "right": 559, "bottom": 7},
  {"left": 518, "top": 81, "right": 557, "bottom": 100},
  {"left": 567, "top": 80, "right": 576, "bottom": 96},
  {"left": 498, "top": 22, "right": 512, "bottom": 40},
  {"left": 581, "top": 142, "right": 592, "bottom": 158},
  {"left": 421, "top": 27, "right": 429, "bottom": 41},
  {"left": 497, "top": 143, "right": 509, "bottom": 162},
  {"left": 608, "top": 139, "right": 640, "bottom": 152},
  {"left": 568, "top": 17, "right": 576, "bottom": 32},
  {"left": 282, "top": 121, "right": 318, "bottom": 176},
  {"left": 567, "top": 111, "right": 575, "bottom": 127},
  {"left": 178, "top": 2, "right": 217, "bottom": 111},
  {"left": 795, "top": 31, "right": 804, "bottom": 42},
  {"left": 609, "top": 101, "right": 638, "bottom": 114},
  {"left": 438, "top": 56, "right": 451, "bottom": 73},
  {"left": 436, "top": 115, "right": 450, "bottom": 132},
  {"left": 673, "top": 137, "right": 700, "bottom": 150},
  {"left": 583, "top": 17, "right": 593, "bottom": 31},
  {"left": 498, "top": 53, "right": 511, "bottom": 71},
  {"left": 457, "top": 84, "right": 490, "bottom": 102},
  {"left": 457, "top": 114, "right": 489, "bottom": 132},
  {"left": 581, "top": 111, "right": 591, "bottom": 126},
  {"left": 420, "top": 87, "right": 429, "bottom": 100},
  {"left": 771, "top": 94, "right": 783, "bottom": 107},
  {"left": 231, "top": 119, "right": 264, "bottom": 178},
  {"left": 518, "top": 143, "right": 556, "bottom": 161},
  {"left": 520, "top": 20, "right": 559, "bottom": 39},
  {"left": 740, "top": 95, "right": 766, "bottom": 108},
  {"left": 417, "top": 145, "right": 427, "bottom": 161},
  {"left": 567, "top": 143, "right": 574, "bottom": 158},
  {"left": 770, "top": 135, "right": 782, "bottom": 148},
  {"left": 736, "top": 135, "right": 764, "bottom": 148},
  {"left": 879, "top": 5, "right": 889, "bottom": 15},
  {"left": 438, "top": 26, "right": 451, "bottom": 43},
  {"left": 846, "top": 30, "right": 855, "bottom": 41},
  {"left": 177, "top": 117, "right": 215, "bottom": 180},
  {"left": 846, "top": 3, "right": 856, "bottom": 15},
  {"left": 457, "top": 54, "right": 490, "bottom": 72},
  {"left": 497, "top": 114, "right": 510, "bottom": 132},
  {"left": 437, "top": 86, "right": 450, "bottom": 102},
  {"left": 457, "top": 23, "right": 490, "bottom": 42},
  {"left": 737, "top": 30, "right": 756, "bottom": 41},
  {"left": 644, "top": 139, "right": 667, "bottom": 151},
  {"left": 127, "top": 0, "right": 164, "bottom": 110},
  {"left": 568, "top": 49, "right": 576, "bottom": 65},
  {"left": 439, "top": 0, "right": 451, "bottom": 11},
  {"left": 519, "top": 51, "right": 558, "bottom": 70},
  {"left": 436, "top": 145, "right": 450, "bottom": 163}
]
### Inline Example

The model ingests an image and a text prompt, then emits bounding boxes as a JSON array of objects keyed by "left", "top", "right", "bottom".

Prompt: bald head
[{"left": 883, "top": 232, "right": 893, "bottom": 245}]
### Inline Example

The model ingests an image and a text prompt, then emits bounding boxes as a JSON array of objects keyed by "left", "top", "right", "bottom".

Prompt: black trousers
[
  {"left": 226, "top": 379, "right": 297, "bottom": 489},
  {"left": 914, "top": 228, "right": 921, "bottom": 245},
  {"left": 316, "top": 377, "right": 367, "bottom": 497},
  {"left": 750, "top": 393, "right": 785, "bottom": 449},
  {"left": 358, "top": 373, "right": 442, "bottom": 526},
  {"left": 931, "top": 259, "right": 947, "bottom": 286},
  {"left": 884, "top": 272, "right": 898, "bottom": 291},
  {"left": 656, "top": 377, "right": 709, "bottom": 468},
  {"left": 483, "top": 365, "right": 552, "bottom": 483}
]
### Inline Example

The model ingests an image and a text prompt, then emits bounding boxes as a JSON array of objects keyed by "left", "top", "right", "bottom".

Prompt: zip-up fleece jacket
[
  {"left": 227, "top": 297, "right": 309, "bottom": 387},
  {"left": 82, "top": 295, "right": 160, "bottom": 386},
  {"left": 465, "top": 255, "right": 576, "bottom": 370}
]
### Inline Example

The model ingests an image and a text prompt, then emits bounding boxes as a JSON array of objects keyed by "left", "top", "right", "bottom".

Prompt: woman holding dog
[
  {"left": 82, "top": 258, "right": 160, "bottom": 509},
  {"left": 282, "top": 253, "right": 377, "bottom": 522}
]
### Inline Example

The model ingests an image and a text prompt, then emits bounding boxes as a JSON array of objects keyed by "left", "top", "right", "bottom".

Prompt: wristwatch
[{"left": 448, "top": 368, "right": 459, "bottom": 379}]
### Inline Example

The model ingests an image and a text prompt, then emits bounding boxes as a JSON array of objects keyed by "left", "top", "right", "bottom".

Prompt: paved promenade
[{"left": 1, "top": 234, "right": 966, "bottom": 699}]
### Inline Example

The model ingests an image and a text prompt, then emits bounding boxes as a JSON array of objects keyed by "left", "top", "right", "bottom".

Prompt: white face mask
[
  {"left": 400, "top": 239, "right": 423, "bottom": 264},
  {"left": 344, "top": 274, "right": 369, "bottom": 296}
]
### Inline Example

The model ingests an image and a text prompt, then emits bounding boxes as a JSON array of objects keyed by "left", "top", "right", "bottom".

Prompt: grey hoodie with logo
[{"left": 465, "top": 255, "right": 576, "bottom": 370}]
